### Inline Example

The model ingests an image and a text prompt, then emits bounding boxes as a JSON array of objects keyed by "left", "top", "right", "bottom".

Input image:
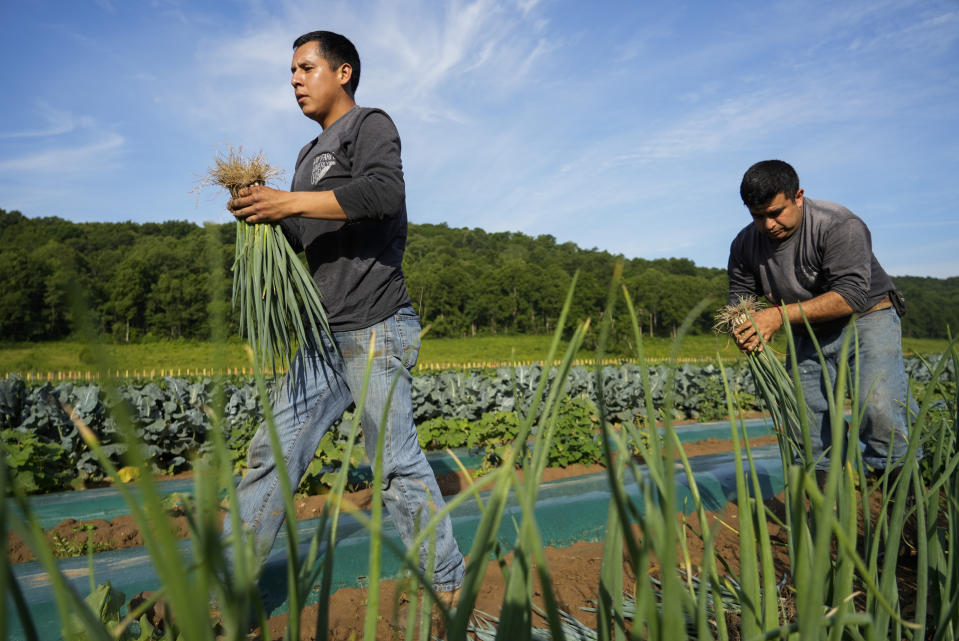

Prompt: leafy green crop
[
  {"left": 1, "top": 427, "right": 74, "bottom": 493},
  {"left": 418, "top": 398, "right": 602, "bottom": 473},
  {"left": 2, "top": 354, "right": 952, "bottom": 494}
]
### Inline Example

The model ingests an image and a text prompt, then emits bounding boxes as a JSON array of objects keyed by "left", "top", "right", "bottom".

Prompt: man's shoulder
[
  {"left": 805, "top": 198, "right": 862, "bottom": 224},
  {"left": 341, "top": 105, "right": 398, "bottom": 133},
  {"left": 330, "top": 106, "right": 402, "bottom": 155},
  {"left": 293, "top": 107, "right": 398, "bottom": 168},
  {"left": 804, "top": 198, "right": 869, "bottom": 235},
  {"left": 354, "top": 105, "right": 395, "bottom": 120},
  {"left": 309, "top": 106, "right": 398, "bottom": 142}
]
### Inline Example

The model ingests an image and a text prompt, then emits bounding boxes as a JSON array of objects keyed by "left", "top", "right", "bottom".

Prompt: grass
[
  {"left": 1, "top": 333, "right": 947, "bottom": 377},
  {"left": 902, "top": 335, "right": 952, "bottom": 355},
  {"left": 0, "top": 334, "right": 745, "bottom": 376},
  {"left": 0, "top": 340, "right": 254, "bottom": 376}
]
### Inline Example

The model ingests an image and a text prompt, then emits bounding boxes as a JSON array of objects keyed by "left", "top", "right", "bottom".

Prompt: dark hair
[
  {"left": 739, "top": 160, "right": 800, "bottom": 208},
  {"left": 293, "top": 31, "right": 361, "bottom": 96}
]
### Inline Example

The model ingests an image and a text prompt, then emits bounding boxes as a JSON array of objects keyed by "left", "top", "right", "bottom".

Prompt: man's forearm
[
  {"left": 229, "top": 185, "right": 348, "bottom": 223},
  {"left": 291, "top": 190, "right": 349, "bottom": 221},
  {"left": 779, "top": 291, "right": 855, "bottom": 326},
  {"left": 733, "top": 291, "right": 855, "bottom": 353}
]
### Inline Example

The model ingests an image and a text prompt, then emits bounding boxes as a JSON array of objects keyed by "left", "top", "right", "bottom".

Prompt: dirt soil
[
  {"left": 262, "top": 484, "right": 917, "bottom": 641},
  {"left": 262, "top": 481, "right": 922, "bottom": 641},
  {"left": 267, "top": 538, "right": 627, "bottom": 641}
]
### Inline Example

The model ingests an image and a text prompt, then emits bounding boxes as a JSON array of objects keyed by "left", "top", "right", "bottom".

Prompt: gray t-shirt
[
  {"left": 281, "top": 106, "right": 412, "bottom": 331},
  {"left": 728, "top": 197, "right": 895, "bottom": 329}
]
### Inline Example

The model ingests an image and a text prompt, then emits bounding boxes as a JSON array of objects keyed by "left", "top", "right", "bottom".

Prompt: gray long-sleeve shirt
[
  {"left": 281, "top": 106, "right": 412, "bottom": 331},
  {"left": 727, "top": 197, "right": 895, "bottom": 326}
]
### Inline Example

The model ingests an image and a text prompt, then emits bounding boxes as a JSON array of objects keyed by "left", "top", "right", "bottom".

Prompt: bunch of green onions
[
  {"left": 713, "top": 296, "right": 806, "bottom": 462},
  {"left": 203, "top": 147, "right": 330, "bottom": 373}
]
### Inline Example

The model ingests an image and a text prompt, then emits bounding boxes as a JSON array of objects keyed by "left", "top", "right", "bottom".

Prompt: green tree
[
  {"left": 0, "top": 249, "right": 46, "bottom": 340},
  {"left": 0, "top": 208, "right": 955, "bottom": 344},
  {"left": 32, "top": 240, "right": 87, "bottom": 338}
]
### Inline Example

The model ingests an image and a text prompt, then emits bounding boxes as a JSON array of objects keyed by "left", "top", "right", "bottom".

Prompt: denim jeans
[
  {"left": 792, "top": 307, "right": 918, "bottom": 471},
  {"left": 223, "top": 305, "right": 465, "bottom": 591}
]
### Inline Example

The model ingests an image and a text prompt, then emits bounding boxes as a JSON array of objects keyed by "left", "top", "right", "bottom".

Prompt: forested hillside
[{"left": 1, "top": 208, "right": 955, "bottom": 343}]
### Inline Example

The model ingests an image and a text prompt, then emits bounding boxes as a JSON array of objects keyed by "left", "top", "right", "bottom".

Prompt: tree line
[{"left": 1, "top": 208, "right": 955, "bottom": 345}]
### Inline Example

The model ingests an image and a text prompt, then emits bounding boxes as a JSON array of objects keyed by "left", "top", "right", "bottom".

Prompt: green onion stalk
[
  {"left": 201, "top": 147, "right": 330, "bottom": 373},
  {"left": 713, "top": 296, "right": 808, "bottom": 468}
]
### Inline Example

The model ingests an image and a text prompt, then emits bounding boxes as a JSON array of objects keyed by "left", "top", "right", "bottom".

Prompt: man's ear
[
  {"left": 337, "top": 63, "right": 353, "bottom": 90},
  {"left": 794, "top": 187, "right": 804, "bottom": 206}
]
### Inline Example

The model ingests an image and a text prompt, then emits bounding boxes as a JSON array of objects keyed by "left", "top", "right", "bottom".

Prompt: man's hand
[
  {"left": 733, "top": 307, "right": 784, "bottom": 353},
  {"left": 228, "top": 185, "right": 349, "bottom": 223},
  {"left": 228, "top": 185, "right": 297, "bottom": 223},
  {"left": 731, "top": 292, "right": 856, "bottom": 353}
]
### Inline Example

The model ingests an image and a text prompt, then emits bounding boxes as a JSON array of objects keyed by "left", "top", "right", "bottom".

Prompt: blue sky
[{"left": 1, "top": 0, "right": 957, "bottom": 277}]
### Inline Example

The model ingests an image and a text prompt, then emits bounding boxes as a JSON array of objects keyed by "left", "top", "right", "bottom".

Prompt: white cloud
[
  {"left": 346, "top": 0, "right": 553, "bottom": 118},
  {"left": 838, "top": 1, "right": 958, "bottom": 55},
  {"left": 0, "top": 133, "right": 125, "bottom": 172},
  {"left": 165, "top": 22, "right": 303, "bottom": 139},
  {"left": 516, "top": 0, "right": 540, "bottom": 16},
  {"left": 150, "top": 0, "right": 192, "bottom": 26},
  {"left": 167, "top": 0, "right": 554, "bottom": 143},
  {"left": 0, "top": 104, "right": 94, "bottom": 139}
]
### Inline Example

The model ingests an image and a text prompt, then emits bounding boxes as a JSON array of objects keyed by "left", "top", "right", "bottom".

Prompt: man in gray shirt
[
  {"left": 727, "top": 160, "right": 915, "bottom": 472},
  {"left": 226, "top": 30, "right": 465, "bottom": 610}
]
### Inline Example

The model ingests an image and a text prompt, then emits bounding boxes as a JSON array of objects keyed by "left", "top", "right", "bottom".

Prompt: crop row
[{"left": 1, "top": 357, "right": 951, "bottom": 493}]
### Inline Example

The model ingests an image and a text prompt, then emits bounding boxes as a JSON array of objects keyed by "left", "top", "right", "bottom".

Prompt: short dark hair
[
  {"left": 293, "top": 31, "right": 361, "bottom": 96},
  {"left": 739, "top": 160, "right": 800, "bottom": 209}
]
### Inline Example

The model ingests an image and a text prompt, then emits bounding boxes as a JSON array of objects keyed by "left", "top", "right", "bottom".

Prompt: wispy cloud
[
  {"left": 609, "top": 94, "right": 824, "bottom": 163},
  {"left": 853, "top": 9, "right": 959, "bottom": 56},
  {"left": 352, "top": 0, "right": 552, "bottom": 119},
  {"left": 0, "top": 133, "right": 125, "bottom": 172},
  {"left": 0, "top": 104, "right": 95, "bottom": 139},
  {"left": 166, "top": 22, "right": 302, "bottom": 139},
  {"left": 149, "top": 0, "right": 192, "bottom": 26},
  {"left": 516, "top": 0, "right": 540, "bottom": 16},
  {"left": 171, "top": 0, "right": 553, "bottom": 138}
]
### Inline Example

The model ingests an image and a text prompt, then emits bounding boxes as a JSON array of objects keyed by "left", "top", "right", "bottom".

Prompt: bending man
[{"left": 727, "top": 159, "right": 916, "bottom": 472}]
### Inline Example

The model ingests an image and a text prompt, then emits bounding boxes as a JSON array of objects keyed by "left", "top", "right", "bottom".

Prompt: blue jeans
[
  {"left": 792, "top": 308, "right": 918, "bottom": 471},
  {"left": 224, "top": 305, "right": 465, "bottom": 591}
]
